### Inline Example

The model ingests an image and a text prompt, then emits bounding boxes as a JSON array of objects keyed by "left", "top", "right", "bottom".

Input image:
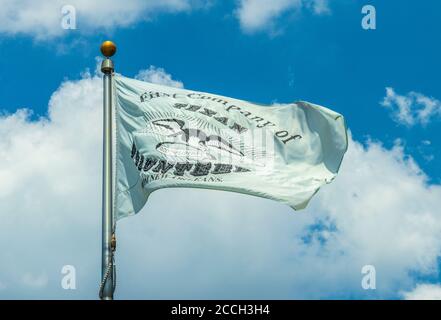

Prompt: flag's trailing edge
[{"left": 113, "top": 75, "right": 348, "bottom": 221}]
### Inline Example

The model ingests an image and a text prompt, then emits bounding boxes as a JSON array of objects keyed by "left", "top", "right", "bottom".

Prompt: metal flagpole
[{"left": 99, "top": 40, "right": 117, "bottom": 300}]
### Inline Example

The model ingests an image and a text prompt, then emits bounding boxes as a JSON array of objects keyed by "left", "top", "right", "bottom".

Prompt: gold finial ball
[{"left": 100, "top": 41, "right": 117, "bottom": 58}]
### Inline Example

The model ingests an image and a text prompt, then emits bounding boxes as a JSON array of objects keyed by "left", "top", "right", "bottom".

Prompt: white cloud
[
  {"left": 309, "top": 0, "right": 330, "bottom": 15},
  {"left": 381, "top": 87, "right": 441, "bottom": 127},
  {"left": 235, "top": 0, "right": 330, "bottom": 33},
  {"left": 402, "top": 284, "right": 441, "bottom": 300},
  {"left": 135, "top": 66, "right": 184, "bottom": 88},
  {"left": 0, "top": 0, "right": 209, "bottom": 39},
  {"left": 0, "top": 0, "right": 330, "bottom": 39},
  {"left": 1, "top": 68, "right": 441, "bottom": 299}
]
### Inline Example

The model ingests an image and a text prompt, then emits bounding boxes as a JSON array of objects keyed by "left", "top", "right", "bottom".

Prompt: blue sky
[
  {"left": 1, "top": 0, "right": 441, "bottom": 299},
  {"left": 1, "top": 0, "right": 440, "bottom": 179}
]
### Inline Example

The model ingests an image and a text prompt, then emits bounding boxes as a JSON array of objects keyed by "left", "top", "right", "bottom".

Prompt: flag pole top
[
  {"left": 100, "top": 41, "right": 116, "bottom": 74},
  {"left": 100, "top": 40, "right": 117, "bottom": 58}
]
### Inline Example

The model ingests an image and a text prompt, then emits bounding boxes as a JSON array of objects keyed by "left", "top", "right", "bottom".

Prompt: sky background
[{"left": 1, "top": 0, "right": 441, "bottom": 299}]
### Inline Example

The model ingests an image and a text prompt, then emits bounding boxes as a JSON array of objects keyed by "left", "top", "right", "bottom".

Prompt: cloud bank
[
  {"left": 1, "top": 67, "right": 441, "bottom": 299},
  {"left": 135, "top": 66, "right": 184, "bottom": 88},
  {"left": 0, "top": 0, "right": 209, "bottom": 39},
  {"left": 235, "top": 0, "right": 331, "bottom": 33},
  {"left": 402, "top": 284, "right": 441, "bottom": 300},
  {"left": 0, "top": 0, "right": 332, "bottom": 39},
  {"left": 381, "top": 87, "right": 441, "bottom": 127}
]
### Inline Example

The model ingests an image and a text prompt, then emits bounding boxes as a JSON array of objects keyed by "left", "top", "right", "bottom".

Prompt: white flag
[{"left": 113, "top": 75, "right": 348, "bottom": 220}]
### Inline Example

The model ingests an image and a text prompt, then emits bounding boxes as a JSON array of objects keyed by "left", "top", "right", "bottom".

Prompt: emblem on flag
[{"left": 113, "top": 75, "right": 348, "bottom": 220}]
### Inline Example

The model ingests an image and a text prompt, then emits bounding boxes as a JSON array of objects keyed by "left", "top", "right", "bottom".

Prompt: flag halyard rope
[{"left": 99, "top": 233, "right": 116, "bottom": 299}]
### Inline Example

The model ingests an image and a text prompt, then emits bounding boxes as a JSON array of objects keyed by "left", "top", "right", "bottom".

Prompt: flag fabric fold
[{"left": 113, "top": 75, "right": 348, "bottom": 220}]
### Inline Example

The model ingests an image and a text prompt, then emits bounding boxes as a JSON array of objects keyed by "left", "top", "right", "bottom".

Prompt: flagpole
[{"left": 100, "top": 40, "right": 117, "bottom": 300}]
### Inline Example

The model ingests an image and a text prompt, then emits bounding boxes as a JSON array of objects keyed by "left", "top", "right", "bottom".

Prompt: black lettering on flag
[
  {"left": 174, "top": 163, "right": 194, "bottom": 176},
  {"left": 282, "top": 134, "right": 302, "bottom": 144},
  {"left": 275, "top": 130, "right": 289, "bottom": 138},
  {"left": 190, "top": 162, "right": 212, "bottom": 176},
  {"left": 187, "top": 105, "right": 202, "bottom": 112},
  {"left": 135, "top": 150, "right": 140, "bottom": 167},
  {"left": 257, "top": 121, "right": 275, "bottom": 128},
  {"left": 212, "top": 98, "right": 229, "bottom": 105},
  {"left": 212, "top": 163, "right": 233, "bottom": 174},
  {"left": 250, "top": 116, "right": 264, "bottom": 122},
  {"left": 199, "top": 108, "right": 217, "bottom": 117},
  {"left": 173, "top": 103, "right": 188, "bottom": 109},
  {"left": 131, "top": 143, "right": 137, "bottom": 158},
  {"left": 140, "top": 91, "right": 170, "bottom": 102},
  {"left": 230, "top": 122, "right": 248, "bottom": 134},
  {"left": 187, "top": 93, "right": 202, "bottom": 99},
  {"left": 143, "top": 158, "right": 158, "bottom": 172},
  {"left": 234, "top": 166, "right": 250, "bottom": 173},
  {"left": 137, "top": 155, "right": 145, "bottom": 171},
  {"left": 152, "top": 160, "right": 174, "bottom": 174},
  {"left": 226, "top": 105, "right": 240, "bottom": 112},
  {"left": 214, "top": 116, "right": 228, "bottom": 125},
  {"left": 140, "top": 93, "right": 148, "bottom": 102}
]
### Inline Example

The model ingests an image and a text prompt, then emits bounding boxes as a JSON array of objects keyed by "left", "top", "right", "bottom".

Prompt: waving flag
[{"left": 113, "top": 75, "right": 348, "bottom": 220}]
